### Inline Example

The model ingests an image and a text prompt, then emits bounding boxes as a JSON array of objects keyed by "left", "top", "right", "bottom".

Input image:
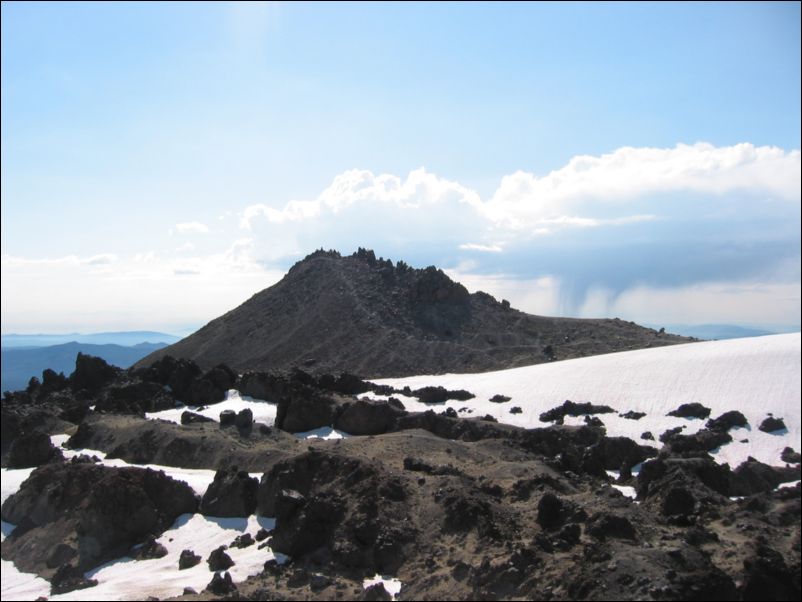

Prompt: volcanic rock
[
  {"left": 200, "top": 466, "right": 259, "bottom": 517},
  {"left": 179, "top": 549, "right": 202, "bottom": 569},
  {"left": 207, "top": 546, "right": 235, "bottom": 571},
  {"left": 1, "top": 462, "right": 198, "bottom": 576},
  {"left": 134, "top": 249, "right": 692, "bottom": 376},
  {"left": 705, "top": 410, "right": 748, "bottom": 432},
  {"left": 7, "top": 430, "right": 64, "bottom": 468},
  {"left": 759, "top": 416, "right": 787, "bottom": 432},
  {"left": 666, "top": 403, "right": 711, "bottom": 419}
]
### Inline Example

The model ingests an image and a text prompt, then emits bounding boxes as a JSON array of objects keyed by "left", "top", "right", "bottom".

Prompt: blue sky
[{"left": 1, "top": 1, "right": 800, "bottom": 334}]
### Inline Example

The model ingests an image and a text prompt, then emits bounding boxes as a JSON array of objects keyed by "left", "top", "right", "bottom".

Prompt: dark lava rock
[
  {"left": 200, "top": 466, "right": 258, "bottom": 517},
  {"left": 537, "top": 492, "right": 565, "bottom": 530},
  {"left": 759, "top": 416, "right": 786, "bottom": 433},
  {"left": 70, "top": 353, "right": 121, "bottom": 393},
  {"left": 619, "top": 410, "right": 646, "bottom": 420},
  {"left": 50, "top": 563, "right": 99, "bottom": 594},
  {"left": 585, "top": 436, "right": 657, "bottom": 471},
  {"left": 7, "top": 430, "right": 64, "bottom": 468},
  {"left": 667, "top": 402, "right": 711, "bottom": 419},
  {"left": 781, "top": 446, "right": 801, "bottom": 464},
  {"left": 587, "top": 513, "right": 637, "bottom": 540},
  {"left": 179, "top": 549, "right": 202, "bottom": 570},
  {"left": 481, "top": 414, "right": 498, "bottom": 422},
  {"left": 206, "top": 571, "right": 237, "bottom": 595},
  {"left": 641, "top": 431, "right": 654, "bottom": 440},
  {"left": 413, "top": 386, "right": 474, "bottom": 404},
  {"left": 1, "top": 462, "right": 198, "bottom": 575},
  {"left": 741, "top": 545, "right": 800, "bottom": 601},
  {"left": 539, "top": 400, "right": 616, "bottom": 422},
  {"left": 183, "top": 587, "right": 197, "bottom": 595},
  {"left": 207, "top": 546, "right": 235, "bottom": 571},
  {"left": 490, "top": 394, "right": 511, "bottom": 403},
  {"left": 235, "top": 408, "right": 253, "bottom": 429},
  {"left": 442, "top": 407, "right": 458, "bottom": 418},
  {"left": 255, "top": 527, "right": 271, "bottom": 541},
  {"left": 510, "top": 406, "right": 523, "bottom": 415},
  {"left": 335, "top": 398, "right": 404, "bottom": 435},
  {"left": 661, "top": 487, "right": 697, "bottom": 516},
  {"left": 231, "top": 533, "right": 255, "bottom": 548},
  {"left": 131, "top": 537, "right": 168, "bottom": 560},
  {"left": 181, "top": 410, "right": 214, "bottom": 425},
  {"left": 661, "top": 427, "right": 732, "bottom": 453},
  {"left": 97, "top": 380, "right": 175, "bottom": 414},
  {"left": 584, "top": 415, "right": 604, "bottom": 427},
  {"left": 275, "top": 388, "right": 340, "bottom": 433},
  {"left": 730, "top": 458, "right": 801, "bottom": 496},
  {"left": 706, "top": 410, "right": 748, "bottom": 432},
  {"left": 363, "top": 582, "right": 392, "bottom": 601},
  {"left": 659, "top": 426, "right": 685, "bottom": 442},
  {"left": 259, "top": 450, "right": 413, "bottom": 573},
  {"left": 219, "top": 409, "right": 236, "bottom": 427}
]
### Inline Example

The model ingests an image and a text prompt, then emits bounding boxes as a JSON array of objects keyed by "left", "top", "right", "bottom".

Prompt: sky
[{"left": 1, "top": 1, "right": 800, "bottom": 335}]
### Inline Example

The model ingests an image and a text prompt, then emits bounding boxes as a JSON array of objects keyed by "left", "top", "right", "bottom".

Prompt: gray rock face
[
  {"left": 200, "top": 466, "right": 259, "bottom": 517},
  {"left": 1, "top": 461, "right": 198, "bottom": 577}
]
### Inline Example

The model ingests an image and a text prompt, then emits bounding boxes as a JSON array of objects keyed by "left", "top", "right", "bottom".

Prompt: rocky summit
[{"left": 136, "top": 248, "right": 692, "bottom": 377}]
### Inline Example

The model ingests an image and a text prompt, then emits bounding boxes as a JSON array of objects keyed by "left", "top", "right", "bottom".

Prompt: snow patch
[
  {"left": 146, "top": 389, "right": 277, "bottom": 426},
  {"left": 372, "top": 334, "right": 801, "bottom": 468},
  {"left": 363, "top": 574, "right": 403, "bottom": 598}
]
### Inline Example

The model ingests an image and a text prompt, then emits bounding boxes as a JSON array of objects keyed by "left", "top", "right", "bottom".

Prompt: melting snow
[
  {"left": 371, "top": 334, "right": 801, "bottom": 468},
  {"left": 363, "top": 573, "right": 403, "bottom": 598},
  {"left": 146, "top": 389, "right": 277, "bottom": 427}
]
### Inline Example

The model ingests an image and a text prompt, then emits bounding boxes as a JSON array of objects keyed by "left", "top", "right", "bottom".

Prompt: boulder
[
  {"left": 200, "top": 466, "right": 258, "bottom": 517},
  {"left": 667, "top": 403, "right": 711, "bottom": 419},
  {"left": 207, "top": 546, "right": 234, "bottom": 571},
  {"left": 206, "top": 571, "right": 237, "bottom": 595},
  {"left": 539, "top": 400, "right": 616, "bottom": 423},
  {"left": 235, "top": 408, "right": 254, "bottom": 430},
  {"left": 412, "top": 386, "right": 474, "bottom": 404},
  {"left": 179, "top": 549, "right": 202, "bottom": 569},
  {"left": 586, "top": 513, "right": 636, "bottom": 540},
  {"left": 70, "top": 353, "right": 120, "bottom": 393},
  {"left": 780, "top": 447, "right": 801, "bottom": 464},
  {"left": 181, "top": 410, "right": 214, "bottom": 425},
  {"left": 335, "top": 399, "right": 404, "bottom": 435},
  {"left": 7, "top": 431, "right": 64, "bottom": 468},
  {"left": 50, "top": 564, "right": 99, "bottom": 594},
  {"left": 219, "top": 410, "right": 237, "bottom": 427},
  {"left": 1, "top": 462, "right": 198, "bottom": 575},
  {"left": 489, "top": 394, "right": 511, "bottom": 403},
  {"left": 705, "top": 410, "right": 748, "bottom": 432},
  {"left": 758, "top": 416, "right": 786, "bottom": 433}
]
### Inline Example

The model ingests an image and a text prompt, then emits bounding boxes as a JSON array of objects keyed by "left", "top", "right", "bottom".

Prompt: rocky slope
[
  {"left": 2, "top": 352, "right": 799, "bottom": 601},
  {"left": 136, "top": 248, "right": 693, "bottom": 377}
]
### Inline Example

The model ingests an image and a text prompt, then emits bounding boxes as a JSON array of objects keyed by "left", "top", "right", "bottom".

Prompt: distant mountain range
[
  {"left": 1, "top": 331, "right": 180, "bottom": 348},
  {"left": 137, "top": 248, "right": 693, "bottom": 377},
  {"left": 1, "top": 341, "right": 169, "bottom": 393}
]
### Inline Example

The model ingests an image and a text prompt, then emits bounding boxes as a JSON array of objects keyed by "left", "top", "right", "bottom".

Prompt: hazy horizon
[{"left": 2, "top": 2, "right": 800, "bottom": 334}]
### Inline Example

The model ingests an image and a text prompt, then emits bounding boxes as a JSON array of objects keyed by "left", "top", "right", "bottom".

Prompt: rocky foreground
[{"left": 2, "top": 353, "right": 800, "bottom": 600}]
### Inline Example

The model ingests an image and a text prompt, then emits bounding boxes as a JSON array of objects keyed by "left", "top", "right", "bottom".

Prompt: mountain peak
[{"left": 137, "top": 248, "right": 693, "bottom": 377}]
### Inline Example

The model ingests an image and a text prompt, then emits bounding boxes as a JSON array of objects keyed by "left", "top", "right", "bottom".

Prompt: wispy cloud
[{"left": 175, "top": 222, "right": 210, "bottom": 234}]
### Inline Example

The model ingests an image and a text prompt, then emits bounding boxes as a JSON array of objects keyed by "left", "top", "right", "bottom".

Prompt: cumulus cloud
[
  {"left": 175, "top": 221, "right": 210, "bottom": 234},
  {"left": 235, "top": 142, "right": 800, "bottom": 321},
  {"left": 484, "top": 143, "right": 801, "bottom": 230}
]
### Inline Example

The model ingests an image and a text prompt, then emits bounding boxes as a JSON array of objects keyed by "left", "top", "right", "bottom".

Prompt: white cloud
[
  {"left": 459, "top": 243, "right": 504, "bottom": 253},
  {"left": 240, "top": 167, "right": 482, "bottom": 229},
  {"left": 483, "top": 143, "right": 800, "bottom": 229},
  {"left": 240, "top": 143, "right": 799, "bottom": 238},
  {"left": 175, "top": 221, "right": 210, "bottom": 234},
  {"left": 1, "top": 253, "right": 117, "bottom": 267}
]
